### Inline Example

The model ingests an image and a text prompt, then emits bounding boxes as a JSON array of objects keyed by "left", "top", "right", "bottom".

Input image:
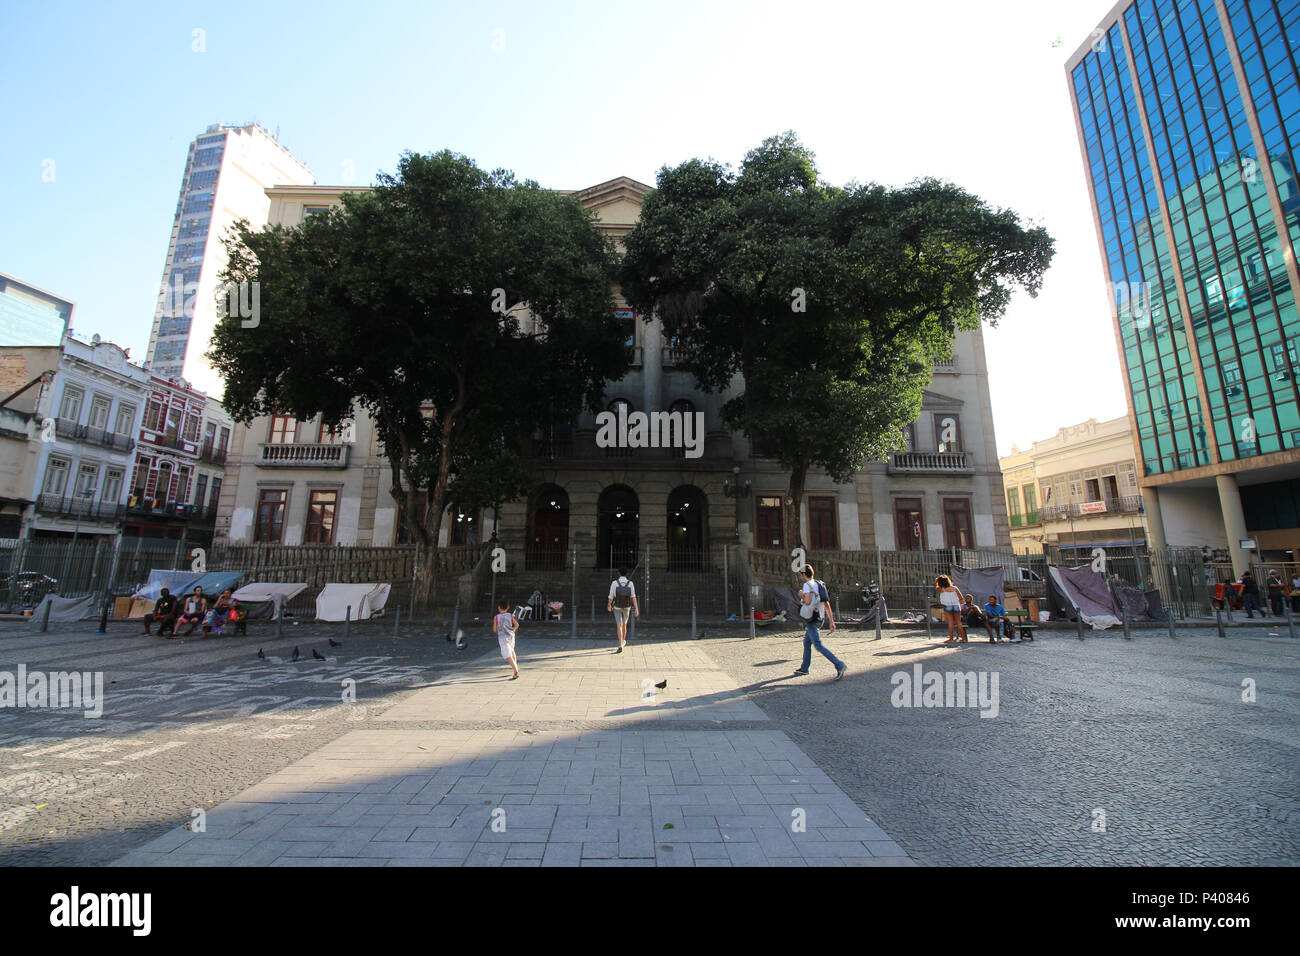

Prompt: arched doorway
[
  {"left": 597, "top": 485, "right": 639, "bottom": 571},
  {"left": 528, "top": 484, "right": 569, "bottom": 570},
  {"left": 667, "top": 485, "right": 707, "bottom": 571}
]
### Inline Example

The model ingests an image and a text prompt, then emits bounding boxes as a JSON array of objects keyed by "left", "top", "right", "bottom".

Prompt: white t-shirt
[
  {"left": 608, "top": 577, "right": 637, "bottom": 601},
  {"left": 801, "top": 581, "right": 821, "bottom": 609}
]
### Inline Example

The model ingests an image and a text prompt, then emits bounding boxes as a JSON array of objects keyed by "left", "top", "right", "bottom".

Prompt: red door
[
  {"left": 755, "top": 496, "right": 783, "bottom": 549},
  {"left": 894, "top": 498, "right": 925, "bottom": 551}
]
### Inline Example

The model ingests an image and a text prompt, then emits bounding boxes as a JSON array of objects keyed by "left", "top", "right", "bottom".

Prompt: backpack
[
  {"left": 613, "top": 579, "right": 632, "bottom": 609},
  {"left": 799, "top": 582, "right": 825, "bottom": 621}
]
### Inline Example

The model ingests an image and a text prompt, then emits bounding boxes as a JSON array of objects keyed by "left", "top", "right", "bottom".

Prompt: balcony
[
  {"left": 887, "top": 451, "right": 972, "bottom": 474},
  {"left": 1009, "top": 511, "right": 1040, "bottom": 528},
  {"left": 125, "top": 497, "right": 216, "bottom": 521},
  {"left": 142, "top": 430, "right": 198, "bottom": 456},
  {"left": 259, "top": 442, "right": 350, "bottom": 468},
  {"left": 200, "top": 440, "right": 229, "bottom": 464},
  {"left": 1040, "top": 496, "right": 1144, "bottom": 521},
  {"left": 36, "top": 494, "right": 125, "bottom": 522},
  {"left": 662, "top": 346, "right": 691, "bottom": 367},
  {"left": 932, "top": 358, "right": 957, "bottom": 371},
  {"left": 532, "top": 435, "right": 574, "bottom": 459},
  {"left": 54, "top": 418, "right": 135, "bottom": 453}
]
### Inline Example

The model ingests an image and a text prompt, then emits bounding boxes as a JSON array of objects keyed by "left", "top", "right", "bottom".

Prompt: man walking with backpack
[
  {"left": 607, "top": 567, "right": 639, "bottom": 653},
  {"left": 793, "top": 564, "right": 847, "bottom": 680}
]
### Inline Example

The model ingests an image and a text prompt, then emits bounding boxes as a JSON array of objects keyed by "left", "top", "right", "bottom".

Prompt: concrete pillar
[
  {"left": 1143, "top": 485, "right": 1168, "bottom": 553},
  {"left": 1217, "top": 473, "right": 1251, "bottom": 577}
]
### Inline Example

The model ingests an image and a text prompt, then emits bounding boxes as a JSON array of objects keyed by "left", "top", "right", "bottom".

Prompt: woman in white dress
[
  {"left": 491, "top": 599, "right": 521, "bottom": 679},
  {"left": 935, "top": 575, "right": 967, "bottom": 644}
]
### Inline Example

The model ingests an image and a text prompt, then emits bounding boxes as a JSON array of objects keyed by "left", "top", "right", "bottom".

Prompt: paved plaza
[{"left": 2, "top": 618, "right": 1298, "bottom": 866}]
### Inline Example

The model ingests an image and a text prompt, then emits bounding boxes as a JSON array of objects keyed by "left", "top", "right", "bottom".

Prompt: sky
[{"left": 0, "top": 0, "right": 1127, "bottom": 457}]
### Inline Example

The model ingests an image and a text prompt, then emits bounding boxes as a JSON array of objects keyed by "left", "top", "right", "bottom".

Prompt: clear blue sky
[{"left": 1, "top": 0, "right": 1123, "bottom": 455}]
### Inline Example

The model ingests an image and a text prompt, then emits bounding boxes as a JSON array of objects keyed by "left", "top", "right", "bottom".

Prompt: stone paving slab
[
  {"left": 379, "top": 641, "right": 768, "bottom": 723},
  {"left": 111, "top": 728, "right": 911, "bottom": 867}
]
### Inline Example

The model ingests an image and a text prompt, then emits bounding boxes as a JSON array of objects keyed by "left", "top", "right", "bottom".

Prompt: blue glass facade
[{"left": 1071, "top": 0, "right": 1300, "bottom": 478}]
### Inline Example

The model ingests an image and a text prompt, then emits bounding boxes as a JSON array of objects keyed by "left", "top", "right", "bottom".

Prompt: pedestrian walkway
[{"left": 111, "top": 639, "right": 913, "bottom": 866}]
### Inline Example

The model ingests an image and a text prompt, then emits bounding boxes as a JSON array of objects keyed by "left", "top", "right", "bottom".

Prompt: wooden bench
[{"left": 1005, "top": 609, "right": 1036, "bottom": 641}]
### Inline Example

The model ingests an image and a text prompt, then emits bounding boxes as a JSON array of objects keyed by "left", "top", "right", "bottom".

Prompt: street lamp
[
  {"left": 723, "top": 466, "right": 751, "bottom": 544},
  {"left": 59, "top": 487, "right": 96, "bottom": 591}
]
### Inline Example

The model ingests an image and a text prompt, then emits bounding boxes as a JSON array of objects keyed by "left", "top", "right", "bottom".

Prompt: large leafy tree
[
  {"left": 620, "top": 132, "right": 1055, "bottom": 553},
  {"left": 211, "top": 150, "right": 628, "bottom": 604}
]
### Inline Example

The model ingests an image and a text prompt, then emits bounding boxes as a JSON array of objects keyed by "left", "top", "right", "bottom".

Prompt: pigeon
[
  {"left": 328, "top": 638, "right": 342, "bottom": 648},
  {"left": 257, "top": 648, "right": 266, "bottom": 660},
  {"left": 290, "top": 646, "right": 300, "bottom": 662},
  {"left": 655, "top": 680, "right": 668, "bottom": 691},
  {"left": 312, "top": 648, "right": 326, "bottom": 661}
]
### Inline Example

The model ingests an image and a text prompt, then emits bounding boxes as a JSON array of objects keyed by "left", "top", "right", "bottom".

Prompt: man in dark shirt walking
[{"left": 1240, "top": 571, "right": 1262, "bottom": 619}]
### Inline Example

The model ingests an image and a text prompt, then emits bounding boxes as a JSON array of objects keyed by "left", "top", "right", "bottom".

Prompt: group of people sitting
[
  {"left": 935, "top": 575, "right": 1022, "bottom": 644},
  {"left": 142, "top": 586, "right": 242, "bottom": 638}
]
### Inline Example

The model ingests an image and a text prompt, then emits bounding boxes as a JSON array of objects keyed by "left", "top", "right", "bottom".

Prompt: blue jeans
[{"left": 801, "top": 621, "right": 844, "bottom": 672}]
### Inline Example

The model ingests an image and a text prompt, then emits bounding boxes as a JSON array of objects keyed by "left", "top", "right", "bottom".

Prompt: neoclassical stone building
[{"left": 214, "top": 177, "right": 1011, "bottom": 568}]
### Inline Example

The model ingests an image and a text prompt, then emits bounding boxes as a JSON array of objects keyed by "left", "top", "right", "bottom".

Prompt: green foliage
[
  {"left": 210, "top": 150, "right": 628, "bottom": 554},
  {"left": 620, "top": 133, "right": 1055, "bottom": 528}
]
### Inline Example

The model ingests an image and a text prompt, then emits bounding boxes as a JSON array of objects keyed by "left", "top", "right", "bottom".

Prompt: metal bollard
[
  {"left": 747, "top": 601, "right": 755, "bottom": 640},
  {"left": 571, "top": 597, "right": 578, "bottom": 639},
  {"left": 39, "top": 599, "right": 52, "bottom": 632},
  {"left": 276, "top": 604, "right": 284, "bottom": 639},
  {"left": 99, "top": 601, "right": 108, "bottom": 634},
  {"left": 924, "top": 608, "right": 932, "bottom": 641},
  {"left": 874, "top": 610, "right": 882, "bottom": 642},
  {"left": 1286, "top": 601, "right": 1296, "bottom": 640},
  {"left": 448, "top": 597, "right": 459, "bottom": 642},
  {"left": 344, "top": 604, "right": 352, "bottom": 641},
  {"left": 591, "top": 596, "right": 595, "bottom": 624},
  {"left": 1076, "top": 611, "right": 1084, "bottom": 641},
  {"left": 1167, "top": 609, "right": 1176, "bottom": 640},
  {"left": 1215, "top": 607, "right": 1225, "bottom": 638},
  {"left": 691, "top": 595, "right": 698, "bottom": 640},
  {"left": 393, "top": 605, "right": 400, "bottom": 638},
  {"left": 1121, "top": 604, "right": 1131, "bottom": 640}
]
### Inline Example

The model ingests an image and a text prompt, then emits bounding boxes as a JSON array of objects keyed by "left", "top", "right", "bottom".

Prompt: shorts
[
  {"left": 498, "top": 632, "right": 516, "bottom": 660},
  {"left": 612, "top": 606, "right": 631, "bottom": 626}
]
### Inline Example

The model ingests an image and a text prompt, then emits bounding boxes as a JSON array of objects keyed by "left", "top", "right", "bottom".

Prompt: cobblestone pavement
[
  {"left": 700, "top": 623, "right": 1300, "bottom": 865},
  {"left": 3, "top": 617, "right": 1297, "bottom": 866}
]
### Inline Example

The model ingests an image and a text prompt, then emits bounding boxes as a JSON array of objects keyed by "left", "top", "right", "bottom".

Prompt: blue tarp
[
  {"left": 187, "top": 571, "right": 245, "bottom": 597},
  {"left": 134, "top": 569, "right": 201, "bottom": 601}
]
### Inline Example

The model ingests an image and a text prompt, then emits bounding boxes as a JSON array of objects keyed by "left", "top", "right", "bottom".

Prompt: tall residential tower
[
  {"left": 1068, "top": 0, "right": 1300, "bottom": 571},
  {"left": 145, "top": 123, "right": 313, "bottom": 394}
]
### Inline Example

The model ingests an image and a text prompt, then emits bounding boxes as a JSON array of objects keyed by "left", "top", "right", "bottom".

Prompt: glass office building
[{"left": 1068, "top": 0, "right": 1300, "bottom": 568}]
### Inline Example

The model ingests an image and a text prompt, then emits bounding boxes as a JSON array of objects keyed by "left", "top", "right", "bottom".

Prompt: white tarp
[
  {"left": 315, "top": 583, "right": 390, "bottom": 622},
  {"left": 233, "top": 582, "right": 309, "bottom": 620},
  {"left": 29, "top": 593, "right": 97, "bottom": 622}
]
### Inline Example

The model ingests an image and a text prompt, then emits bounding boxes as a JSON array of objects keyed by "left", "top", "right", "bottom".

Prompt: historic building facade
[{"left": 214, "top": 178, "right": 1011, "bottom": 564}]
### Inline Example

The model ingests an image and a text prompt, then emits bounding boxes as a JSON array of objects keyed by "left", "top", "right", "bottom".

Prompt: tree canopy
[
  {"left": 619, "top": 131, "right": 1055, "bottom": 550},
  {"left": 210, "top": 150, "right": 629, "bottom": 600}
]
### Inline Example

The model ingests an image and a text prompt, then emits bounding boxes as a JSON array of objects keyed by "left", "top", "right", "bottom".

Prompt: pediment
[{"left": 921, "top": 388, "right": 964, "bottom": 410}]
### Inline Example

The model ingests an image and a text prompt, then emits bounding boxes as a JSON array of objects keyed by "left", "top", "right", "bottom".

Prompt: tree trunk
[{"left": 785, "top": 458, "right": 809, "bottom": 563}]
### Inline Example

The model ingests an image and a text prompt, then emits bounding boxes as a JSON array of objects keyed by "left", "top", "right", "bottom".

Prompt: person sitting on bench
[
  {"left": 176, "top": 586, "right": 207, "bottom": 636},
  {"left": 960, "top": 593, "right": 986, "bottom": 629},
  {"left": 202, "top": 589, "right": 236, "bottom": 636},
  {"left": 984, "top": 594, "right": 1018, "bottom": 643},
  {"left": 143, "top": 588, "right": 178, "bottom": 637}
]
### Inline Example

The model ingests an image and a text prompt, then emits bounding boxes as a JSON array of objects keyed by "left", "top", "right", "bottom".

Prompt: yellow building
[{"left": 1000, "top": 416, "right": 1150, "bottom": 559}]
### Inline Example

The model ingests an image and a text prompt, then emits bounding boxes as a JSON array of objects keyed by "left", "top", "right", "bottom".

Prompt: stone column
[{"left": 1216, "top": 473, "right": 1251, "bottom": 577}]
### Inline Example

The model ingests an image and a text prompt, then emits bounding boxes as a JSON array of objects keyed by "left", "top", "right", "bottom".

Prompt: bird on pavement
[
  {"left": 655, "top": 680, "right": 668, "bottom": 690},
  {"left": 312, "top": 648, "right": 326, "bottom": 661},
  {"left": 257, "top": 648, "right": 266, "bottom": 660},
  {"left": 291, "top": 646, "right": 300, "bottom": 662},
  {"left": 328, "top": 638, "right": 342, "bottom": 648}
]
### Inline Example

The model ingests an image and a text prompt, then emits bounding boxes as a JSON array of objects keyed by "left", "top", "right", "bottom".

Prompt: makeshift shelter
[
  {"left": 1144, "top": 589, "right": 1170, "bottom": 621},
  {"left": 28, "top": 593, "right": 97, "bottom": 622},
  {"left": 134, "top": 569, "right": 201, "bottom": 602},
  {"left": 770, "top": 586, "right": 802, "bottom": 619},
  {"left": 1047, "top": 566, "right": 1121, "bottom": 629},
  {"left": 949, "top": 566, "right": 1005, "bottom": 603},
  {"left": 316, "top": 583, "right": 390, "bottom": 621},
  {"left": 183, "top": 571, "right": 245, "bottom": 600},
  {"left": 233, "top": 582, "right": 309, "bottom": 620}
]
